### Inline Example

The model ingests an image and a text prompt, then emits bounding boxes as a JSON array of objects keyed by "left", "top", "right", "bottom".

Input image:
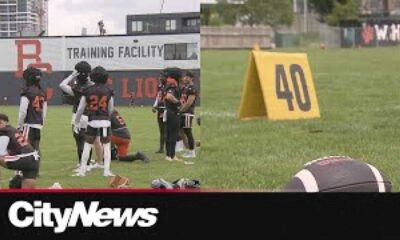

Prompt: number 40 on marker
[{"left": 238, "top": 51, "right": 320, "bottom": 120}]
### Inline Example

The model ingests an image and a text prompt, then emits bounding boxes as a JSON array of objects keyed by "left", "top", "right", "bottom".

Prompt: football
[{"left": 282, "top": 156, "right": 392, "bottom": 192}]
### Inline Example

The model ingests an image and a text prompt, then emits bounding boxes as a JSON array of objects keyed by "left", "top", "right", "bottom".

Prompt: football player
[
  {"left": 110, "top": 110, "right": 149, "bottom": 163},
  {"left": 59, "top": 61, "right": 104, "bottom": 173},
  {"left": 163, "top": 68, "right": 182, "bottom": 161},
  {"left": 17, "top": 67, "right": 47, "bottom": 173},
  {"left": 0, "top": 114, "right": 39, "bottom": 189},
  {"left": 179, "top": 71, "right": 198, "bottom": 159},
  {"left": 152, "top": 70, "right": 167, "bottom": 154},
  {"left": 74, "top": 66, "right": 114, "bottom": 177}
]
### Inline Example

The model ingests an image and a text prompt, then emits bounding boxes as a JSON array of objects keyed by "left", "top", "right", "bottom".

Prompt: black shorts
[
  {"left": 86, "top": 126, "right": 111, "bottom": 137},
  {"left": 23, "top": 126, "right": 41, "bottom": 142},
  {"left": 6, "top": 155, "right": 39, "bottom": 179},
  {"left": 72, "top": 125, "right": 86, "bottom": 138},
  {"left": 180, "top": 114, "right": 195, "bottom": 129},
  {"left": 157, "top": 110, "right": 164, "bottom": 119}
]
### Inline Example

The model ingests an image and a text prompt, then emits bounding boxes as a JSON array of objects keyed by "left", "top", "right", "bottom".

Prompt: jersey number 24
[{"left": 89, "top": 95, "right": 108, "bottom": 112}]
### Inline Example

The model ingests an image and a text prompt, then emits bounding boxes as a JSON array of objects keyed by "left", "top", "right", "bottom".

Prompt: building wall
[
  {"left": 360, "top": 0, "right": 400, "bottom": 14},
  {"left": 127, "top": 12, "right": 200, "bottom": 35},
  {"left": 0, "top": 34, "right": 200, "bottom": 106},
  {"left": 201, "top": 26, "right": 273, "bottom": 49}
]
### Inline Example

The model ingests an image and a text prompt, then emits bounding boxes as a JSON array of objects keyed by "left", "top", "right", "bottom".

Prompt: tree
[
  {"left": 239, "top": 0, "right": 293, "bottom": 28},
  {"left": 201, "top": 5, "right": 212, "bottom": 25},
  {"left": 310, "top": 0, "right": 360, "bottom": 26},
  {"left": 201, "top": 1, "right": 238, "bottom": 26},
  {"left": 216, "top": 0, "right": 241, "bottom": 26},
  {"left": 215, "top": 0, "right": 293, "bottom": 28},
  {"left": 309, "top": 0, "right": 336, "bottom": 19},
  {"left": 324, "top": 1, "right": 360, "bottom": 26}
]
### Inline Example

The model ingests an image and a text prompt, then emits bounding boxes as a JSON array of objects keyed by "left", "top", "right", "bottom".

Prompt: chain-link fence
[
  {"left": 319, "top": 25, "right": 342, "bottom": 48},
  {"left": 275, "top": 25, "right": 341, "bottom": 49},
  {"left": 202, "top": 21, "right": 400, "bottom": 49}
]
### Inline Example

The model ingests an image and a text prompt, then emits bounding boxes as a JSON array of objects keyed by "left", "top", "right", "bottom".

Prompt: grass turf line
[
  {"left": 0, "top": 106, "right": 201, "bottom": 189},
  {"left": 201, "top": 47, "right": 400, "bottom": 191}
]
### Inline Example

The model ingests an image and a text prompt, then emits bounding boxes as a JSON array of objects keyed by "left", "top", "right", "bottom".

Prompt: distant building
[
  {"left": 0, "top": 0, "right": 48, "bottom": 38},
  {"left": 126, "top": 12, "right": 200, "bottom": 35},
  {"left": 360, "top": 0, "right": 400, "bottom": 16}
]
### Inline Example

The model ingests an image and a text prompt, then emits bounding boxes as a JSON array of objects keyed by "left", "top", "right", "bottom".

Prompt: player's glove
[
  {"left": 152, "top": 107, "right": 157, "bottom": 113},
  {"left": 71, "top": 70, "right": 80, "bottom": 78},
  {"left": 73, "top": 124, "right": 80, "bottom": 134},
  {"left": 109, "top": 175, "right": 129, "bottom": 188}
]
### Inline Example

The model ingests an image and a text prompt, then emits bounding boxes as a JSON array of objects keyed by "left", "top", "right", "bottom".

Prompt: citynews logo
[{"left": 8, "top": 201, "right": 159, "bottom": 233}]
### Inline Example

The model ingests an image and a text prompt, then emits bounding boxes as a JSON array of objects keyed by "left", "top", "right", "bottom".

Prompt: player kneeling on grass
[
  {"left": 74, "top": 66, "right": 114, "bottom": 177},
  {"left": 0, "top": 114, "right": 39, "bottom": 189},
  {"left": 110, "top": 109, "right": 149, "bottom": 163},
  {"left": 17, "top": 67, "right": 47, "bottom": 174}
]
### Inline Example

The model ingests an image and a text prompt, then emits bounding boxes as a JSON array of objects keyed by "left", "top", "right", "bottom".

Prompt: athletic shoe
[
  {"left": 173, "top": 156, "right": 183, "bottom": 162},
  {"left": 103, "top": 171, "right": 115, "bottom": 177},
  {"left": 71, "top": 171, "right": 86, "bottom": 177},
  {"left": 182, "top": 150, "right": 196, "bottom": 158},
  {"left": 151, "top": 178, "right": 174, "bottom": 189},
  {"left": 165, "top": 156, "right": 173, "bottom": 161},
  {"left": 138, "top": 152, "right": 150, "bottom": 163},
  {"left": 49, "top": 182, "right": 63, "bottom": 189},
  {"left": 91, "top": 162, "right": 104, "bottom": 169},
  {"left": 175, "top": 141, "right": 184, "bottom": 152}
]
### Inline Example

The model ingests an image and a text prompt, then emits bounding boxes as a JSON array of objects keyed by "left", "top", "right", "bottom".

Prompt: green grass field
[
  {"left": 0, "top": 106, "right": 201, "bottom": 188},
  {"left": 201, "top": 47, "right": 400, "bottom": 191},
  {"left": 2, "top": 47, "right": 400, "bottom": 191}
]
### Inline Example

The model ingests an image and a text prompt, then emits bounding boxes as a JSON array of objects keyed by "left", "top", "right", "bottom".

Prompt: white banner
[{"left": 0, "top": 34, "right": 200, "bottom": 77}]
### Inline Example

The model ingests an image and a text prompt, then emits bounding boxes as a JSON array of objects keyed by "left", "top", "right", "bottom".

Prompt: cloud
[{"left": 48, "top": 0, "right": 199, "bottom": 36}]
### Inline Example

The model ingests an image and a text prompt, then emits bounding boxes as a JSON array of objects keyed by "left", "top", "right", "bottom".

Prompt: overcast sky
[{"left": 48, "top": 0, "right": 200, "bottom": 36}]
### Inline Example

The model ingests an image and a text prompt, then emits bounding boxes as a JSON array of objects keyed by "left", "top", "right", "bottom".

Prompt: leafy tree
[
  {"left": 201, "top": 6, "right": 212, "bottom": 25},
  {"left": 216, "top": 0, "right": 241, "bottom": 25},
  {"left": 239, "top": 0, "right": 293, "bottom": 27},
  {"left": 209, "top": 0, "right": 293, "bottom": 28},
  {"left": 202, "top": 1, "right": 237, "bottom": 26},
  {"left": 325, "top": 0, "right": 359, "bottom": 25},
  {"left": 310, "top": 0, "right": 360, "bottom": 26},
  {"left": 309, "top": 0, "right": 336, "bottom": 18}
]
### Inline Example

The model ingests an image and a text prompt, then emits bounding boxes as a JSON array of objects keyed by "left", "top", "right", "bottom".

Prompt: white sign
[{"left": 0, "top": 34, "right": 200, "bottom": 77}]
